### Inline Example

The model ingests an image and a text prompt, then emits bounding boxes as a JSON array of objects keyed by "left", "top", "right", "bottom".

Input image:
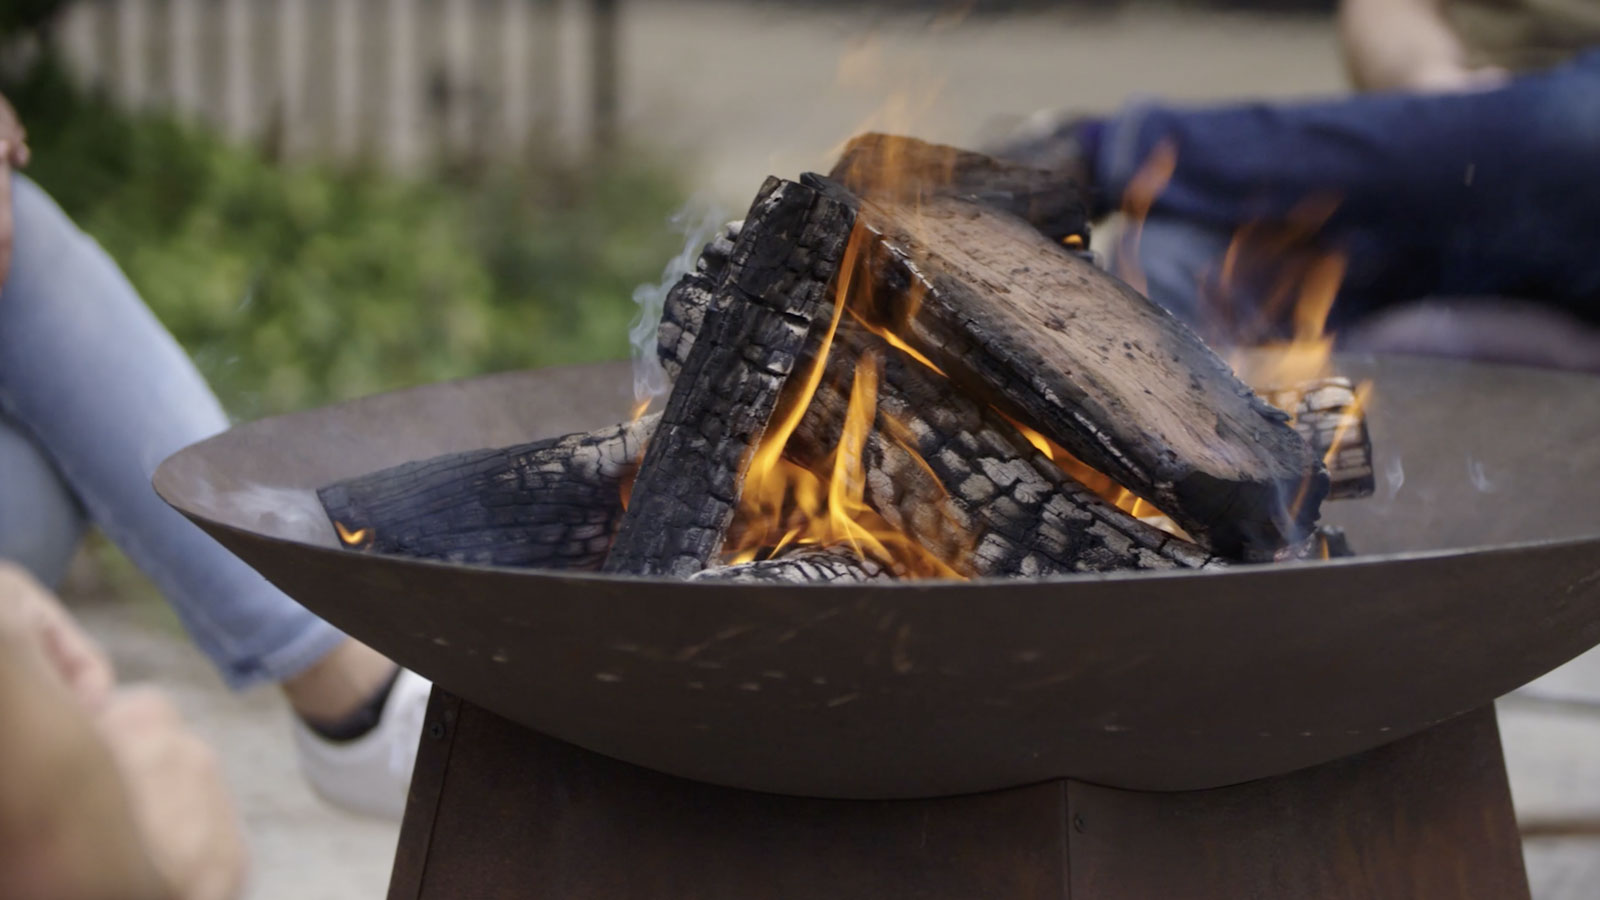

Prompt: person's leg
[
  {"left": 0, "top": 174, "right": 353, "bottom": 690},
  {"left": 0, "top": 409, "right": 86, "bottom": 588},
  {"left": 1093, "top": 52, "right": 1600, "bottom": 317},
  {"left": 0, "top": 173, "right": 428, "bottom": 818}
]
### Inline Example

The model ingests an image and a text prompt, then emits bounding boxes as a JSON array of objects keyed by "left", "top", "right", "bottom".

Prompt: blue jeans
[
  {"left": 0, "top": 175, "right": 344, "bottom": 689},
  {"left": 1098, "top": 51, "right": 1600, "bottom": 335}
]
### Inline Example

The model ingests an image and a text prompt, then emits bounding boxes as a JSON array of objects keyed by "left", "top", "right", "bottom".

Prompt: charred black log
[
  {"left": 829, "top": 133, "right": 1090, "bottom": 246},
  {"left": 604, "top": 178, "right": 857, "bottom": 577},
  {"left": 319, "top": 418, "right": 653, "bottom": 570},
  {"left": 785, "top": 326, "right": 1216, "bottom": 577},
  {"left": 658, "top": 220, "right": 741, "bottom": 383},
  {"left": 1288, "top": 524, "right": 1356, "bottom": 561},
  {"left": 802, "top": 175, "right": 1326, "bottom": 560}
]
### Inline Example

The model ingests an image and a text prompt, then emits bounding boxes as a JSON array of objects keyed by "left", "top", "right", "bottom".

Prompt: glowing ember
[{"left": 334, "top": 521, "right": 371, "bottom": 547}]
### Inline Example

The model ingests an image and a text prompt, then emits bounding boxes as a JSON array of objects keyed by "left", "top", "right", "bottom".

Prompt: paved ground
[
  {"left": 56, "top": 3, "right": 1600, "bottom": 897},
  {"left": 68, "top": 579, "right": 397, "bottom": 900}
]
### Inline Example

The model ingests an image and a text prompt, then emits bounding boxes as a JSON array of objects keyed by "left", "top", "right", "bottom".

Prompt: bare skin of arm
[
  {"left": 0, "top": 566, "right": 172, "bottom": 900},
  {"left": 0, "top": 564, "right": 247, "bottom": 900},
  {"left": 1339, "top": 0, "right": 1510, "bottom": 92}
]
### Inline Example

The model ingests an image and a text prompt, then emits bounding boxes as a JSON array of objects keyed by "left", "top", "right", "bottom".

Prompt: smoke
[{"left": 629, "top": 197, "right": 727, "bottom": 406}]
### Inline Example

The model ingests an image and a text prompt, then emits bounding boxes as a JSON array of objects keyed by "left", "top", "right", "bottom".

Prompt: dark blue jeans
[{"left": 1098, "top": 51, "right": 1600, "bottom": 338}]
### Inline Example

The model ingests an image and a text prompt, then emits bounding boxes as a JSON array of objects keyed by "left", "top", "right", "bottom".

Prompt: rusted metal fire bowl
[{"left": 154, "top": 355, "right": 1600, "bottom": 798}]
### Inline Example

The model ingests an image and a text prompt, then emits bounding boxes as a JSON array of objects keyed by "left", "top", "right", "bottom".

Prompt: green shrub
[{"left": 3, "top": 59, "right": 689, "bottom": 419}]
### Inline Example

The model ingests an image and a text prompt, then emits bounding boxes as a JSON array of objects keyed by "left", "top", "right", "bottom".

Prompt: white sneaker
[{"left": 292, "top": 669, "right": 432, "bottom": 820}]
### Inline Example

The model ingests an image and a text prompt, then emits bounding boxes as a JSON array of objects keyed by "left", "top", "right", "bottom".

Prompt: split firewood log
[
  {"left": 657, "top": 220, "right": 741, "bottom": 384},
  {"left": 828, "top": 132, "right": 1090, "bottom": 246},
  {"left": 603, "top": 177, "right": 857, "bottom": 577},
  {"left": 660, "top": 168, "right": 1328, "bottom": 561},
  {"left": 778, "top": 325, "right": 1217, "bottom": 577},
  {"left": 318, "top": 417, "right": 652, "bottom": 570}
]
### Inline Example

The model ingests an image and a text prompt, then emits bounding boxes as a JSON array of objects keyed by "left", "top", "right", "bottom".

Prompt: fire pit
[
  {"left": 153, "top": 352, "right": 1600, "bottom": 897},
  {"left": 154, "top": 137, "right": 1600, "bottom": 897}
]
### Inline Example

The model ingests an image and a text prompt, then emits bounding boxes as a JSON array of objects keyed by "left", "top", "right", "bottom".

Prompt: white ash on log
[
  {"left": 690, "top": 548, "right": 889, "bottom": 584},
  {"left": 317, "top": 417, "right": 652, "bottom": 570},
  {"left": 657, "top": 220, "right": 741, "bottom": 384}
]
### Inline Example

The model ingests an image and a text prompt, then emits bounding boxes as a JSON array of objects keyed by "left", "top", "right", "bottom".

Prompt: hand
[
  {"left": 0, "top": 563, "right": 115, "bottom": 709},
  {"left": 0, "top": 91, "right": 30, "bottom": 167},
  {"left": 96, "top": 687, "right": 249, "bottom": 900},
  {"left": 1404, "top": 60, "right": 1512, "bottom": 93},
  {"left": 0, "top": 91, "right": 24, "bottom": 290}
]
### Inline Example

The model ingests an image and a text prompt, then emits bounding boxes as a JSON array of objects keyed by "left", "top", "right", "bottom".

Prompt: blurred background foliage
[{"left": 0, "top": 55, "right": 689, "bottom": 420}]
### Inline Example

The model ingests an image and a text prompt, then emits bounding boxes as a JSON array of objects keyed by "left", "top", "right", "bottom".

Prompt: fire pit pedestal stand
[{"left": 389, "top": 694, "right": 1526, "bottom": 900}]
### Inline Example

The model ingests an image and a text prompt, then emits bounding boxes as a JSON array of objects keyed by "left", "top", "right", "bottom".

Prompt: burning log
[
  {"left": 777, "top": 326, "right": 1217, "bottom": 576},
  {"left": 657, "top": 220, "right": 741, "bottom": 384},
  {"left": 603, "top": 177, "right": 857, "bottom": 577},
  {"left": 319, "top": 134, "right": 1365, "bottom": 587},
  {"left": 804, "top": 177, "right": 1326, "bottom": 560},
  {"left": 829, "top": 133, "right": 1090, "bottom": 246},
  {"left": 317, "top": 418, "right": 652, "bottom": 570},
  {"left": 1264, "top": 378, "right": 1376, "bottom": 501}
]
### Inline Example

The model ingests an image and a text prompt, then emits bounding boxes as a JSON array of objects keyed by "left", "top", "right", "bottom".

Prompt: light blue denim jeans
[{"left": 0, "top": 175, "right": 345, "bottom": 689}]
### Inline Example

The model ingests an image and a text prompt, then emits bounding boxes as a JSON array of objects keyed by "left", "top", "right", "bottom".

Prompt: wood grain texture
[
  {"left": 805, "top": 176, "right": 1326, "bottom": 559},
  {"left": 829, "top": 132, "right": 1090, "bottom": 245}
]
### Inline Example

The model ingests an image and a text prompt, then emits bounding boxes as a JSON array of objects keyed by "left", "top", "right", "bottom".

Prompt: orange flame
[
  {"left": 618, "top": 399, "right": 654, "bottom": 512},
  {"left": 1114, "top": 140, "right": 1178, "bottom": 296},
  {"left": 723, "top": 223, "right": 963, "bottom": 578},
  {"left": 1006, "top": 415, "right": 1189, "bottom": 539}
]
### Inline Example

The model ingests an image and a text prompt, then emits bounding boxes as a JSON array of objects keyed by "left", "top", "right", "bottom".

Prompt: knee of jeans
[
  {"left": 0, "top": 416, "right": 87, "bottom": 588},
  {"left": 5, "top": 175, "right": 94, "bottom": 275}
]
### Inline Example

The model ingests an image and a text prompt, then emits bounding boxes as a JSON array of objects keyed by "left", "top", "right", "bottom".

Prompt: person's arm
[
  {"left": 0, "top": 89, "right": 29, "bottom": 286},
  {"left": 1339, "top": 0, "right": 1509, "bottom": 92},
  {"left": 0, "top": 567, "right": 172, "bottom": 900},
  {"left": 0, "top": 564, "right": 247, "bottom": 900}
]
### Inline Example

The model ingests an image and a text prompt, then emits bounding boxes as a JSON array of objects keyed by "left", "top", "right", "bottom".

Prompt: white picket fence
[{"left": 48, "top": 0, "right": 619, "bottom": 168}]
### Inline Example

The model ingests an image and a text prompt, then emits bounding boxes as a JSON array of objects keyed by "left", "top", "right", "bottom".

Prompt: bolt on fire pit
[{"left": 154, "top": 136, "right": 1600, "bottom": 898}]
